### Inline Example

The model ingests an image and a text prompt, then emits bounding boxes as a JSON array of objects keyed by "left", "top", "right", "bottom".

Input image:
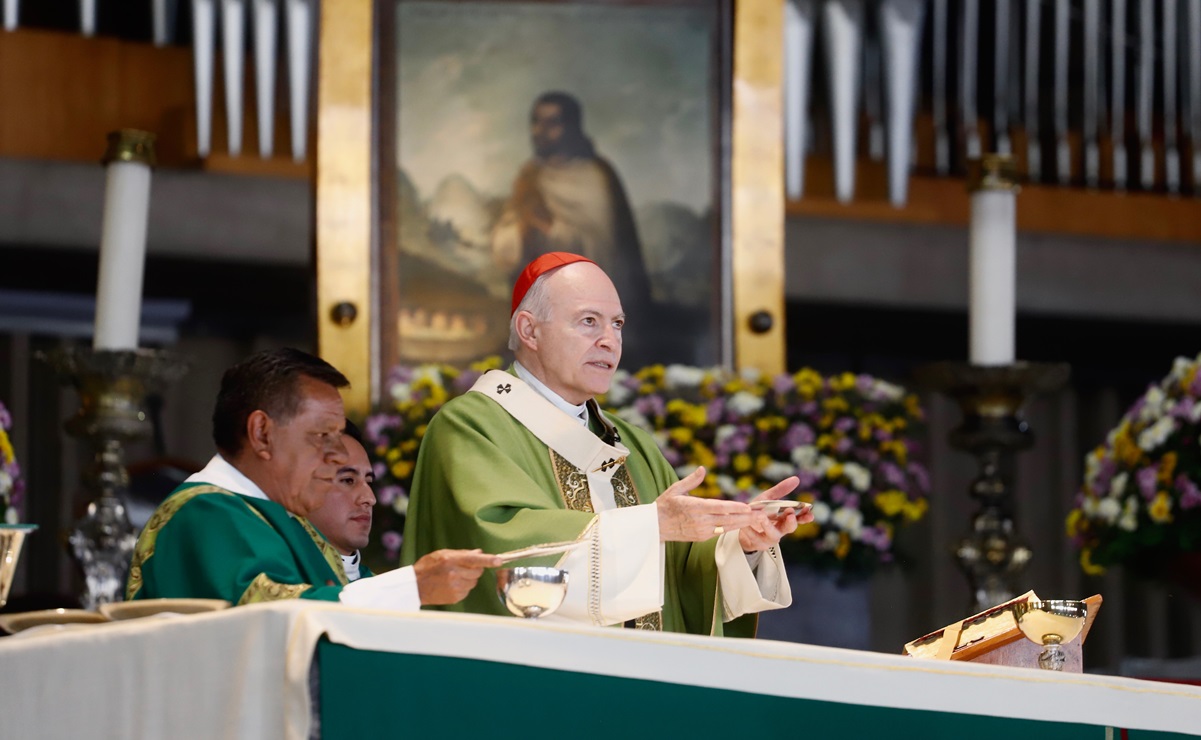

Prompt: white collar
[
  {"left": 514, "top": 362, "right": 589, "bottom": 427},
  {"left": 185, "top": 454, "right": 271, "bottom": 501},
  {"left": 340, "top": 551, "right": 362, "bottom": 581}
]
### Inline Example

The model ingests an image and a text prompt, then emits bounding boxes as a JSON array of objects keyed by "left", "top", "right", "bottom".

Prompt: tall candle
[
  {"left": 967, "top": 154, "right": 1019, "bottom": 365},
  {"left": 93, "top": 130, "right": 156, "bottom": 351}
]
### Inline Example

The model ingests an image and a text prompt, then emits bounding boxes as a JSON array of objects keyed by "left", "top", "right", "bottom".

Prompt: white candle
[
  {"left": 968, "top": 155, "right": 1018, "bottom": 365},
  {"left": 94, "top": 131, "right": 156, "bottom": 351}
]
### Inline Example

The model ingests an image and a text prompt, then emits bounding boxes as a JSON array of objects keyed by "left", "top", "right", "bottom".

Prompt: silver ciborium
[
  {"left": 496, "top": 566, "right": 569, "bottom": 619},
  {"left": 0, "top": 524, "right": 38, "bottom": 609},
  {"left": 1012, "top": 599, "right": 1088, "bottom": 671}
]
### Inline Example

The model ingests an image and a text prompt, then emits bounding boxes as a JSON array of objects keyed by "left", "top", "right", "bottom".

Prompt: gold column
[
  {"left": 315, "top": 0, "right": 373, "bottom": 416},
  {"left": 731, "top": 0, "right": 787, "bottom": 374}
]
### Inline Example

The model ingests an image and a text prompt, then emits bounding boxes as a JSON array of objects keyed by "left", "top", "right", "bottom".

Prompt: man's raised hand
[
  {"left": 656, "top": 467, "right": 761, "bottom": 542},
  {"left": 414, "top": 549, "right": 503, "bottom": 606}
]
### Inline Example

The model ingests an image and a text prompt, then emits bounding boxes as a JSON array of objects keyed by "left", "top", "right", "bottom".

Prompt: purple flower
[
  {"left": 1178, "top": 475, "right": 1201, "bottom": 510},
  {"left": 376, "top": 485, "right": 405, "bottom": 507},
  {"left": 706, "top": 398, "right": 725, "bottom": 424},
  {"left": 830, "top": 485, "right": 849, "bottom": 504},
  {"left": 381, "top": 530, "right": 403, "bottom": 559},
  {"left": 781, "top": 423, "right": 815, "bottom": 450},
  {"left": 1190, "top": 371, "right": 1201, "bottom": 396},
  {"left": 1090, "top": 457, "right": 1117, "bottom": 497},
  {"left": 1136, "top": 466, "right": 1159, "bottom": 500},
  {"left": 907, "top": 463, "right": 930, "bottom": 494},
  {"left": 364, "top": 413, "right": 402, "bottom": 444},
  {"left": 452, "top": 371, "right": 482, "bottom": 394},
  {"left": 880, "top": 461, "right": 906, "bottom": 487},
  {"left": 663, "top": 448, "right": 682, "bottom": 466},
  {"left": 834, "top": 437, "right": 853, "bottom": 454},
  {"left": 772, "top": 374, "right": 794, "bottom": 394},
  {"left": 796, "top": 469, "right": 819, "bottom": 488},
  {"left": 636, "top": 395, "right": 665, "bottom": 418},
  {"left": 834, "top": 417, "right": 856, "bottom": 433},
  {"left": 0, "top": 402, "right": 10, "bottom": 429}
]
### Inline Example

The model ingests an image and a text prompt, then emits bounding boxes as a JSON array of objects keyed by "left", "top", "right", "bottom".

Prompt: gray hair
[{"left": 507, "top": 272, "right": 556, "bottom": 351}]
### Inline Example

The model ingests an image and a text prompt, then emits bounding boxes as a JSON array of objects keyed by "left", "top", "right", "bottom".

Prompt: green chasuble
[
  {"left": 127, "top": 482, "right": 349, "bottom": 605},
  {"left": 401, "top": 377, "right": 756, "bottom": 638}
]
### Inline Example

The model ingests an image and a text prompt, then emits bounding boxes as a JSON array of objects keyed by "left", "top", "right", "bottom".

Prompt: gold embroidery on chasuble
[
  {"left": 548, "top": 450, "right": 662, "bottom": 631},
  {"left": 126, "top": 485, "right": 269, "bottom": 600},
  {"left": 550, "top": 450, "right": 593, "bottom": 513},
  {"left": 238, "top": 573, "right": 312, "bottom": 605},
  {"left": 297, "top": 516, "right": 350, "bottom": 586}
]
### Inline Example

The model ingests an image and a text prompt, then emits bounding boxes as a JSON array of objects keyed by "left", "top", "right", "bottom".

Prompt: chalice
[
  {"left": 0, "top": 524, "right": 38, "bottom": 609},
  {"left": 1011, "top": 599, "right": 1088, "bottom": 671},
  {"left": 496, "top": 566, "right": 569, "bottom": 619}
]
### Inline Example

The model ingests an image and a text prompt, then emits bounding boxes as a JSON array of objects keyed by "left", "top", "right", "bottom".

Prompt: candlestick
[
  {"left": 93, "top": 130, "right": 156, "bottom": 351},
  {"left": 967, "top": 154, "right": 1019, "bottom": 366}
]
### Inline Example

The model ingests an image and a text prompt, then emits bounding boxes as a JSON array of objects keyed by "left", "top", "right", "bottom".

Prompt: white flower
[
  {"left": 727, "top": 391, "right": 764, "bottom": 416},
  {"left": 1170, "top": 357, "right": 1193, "bottom": 384},
  {"left": 614, "top": 407, "right": 650, "bottom": 431},
  {"left": 1109, "top": 472, "right": 1128, "bottom": 498},
  {"left": 1190, "top": 401, "right": 1201, "bottom": 423},
  {"left": 675, "top": 465, "right": 696, "bottom": 479},
  {"left": 0, "top": 470, "right": 10, "bottom": 495},
  {"left": 832, "top": 506, "right": 864, "bottom": 537},
  {"left": 821, "top": 531, "right": 840, "bottom": 549},
  {"left": 1097, "top": 497, "right": 1121, "bottom": 524},
  {"left": 413, "top": 366, "right": 443, "bottom": 387},
  {"left": 714, "top": 424, "right": 739, "bottom": 446},
  {"left": 790, "top": 445, "right": 819, "bottom": 469},
  {"left": 1140, "top": 386, "right": 1167, "bottom": 423},
  {"left": 816, "top": 455, "right": 838, "bottom": 475},
  {"left": 1136, "top": 416, "right": 1176, "bottom": 451},
  {"left": 392, "top": 492, "right": 410, "bottom": 516},
  {"left": 389, "top": 382, "right": 412, "bottom": 403},
  {"left": 810, "top": 501, "right": 831, "bottom": 524},
  {"left": 664, "top": 365, "right": 705, "bottom": 389},
  {"left": 739, "top": 367, "right": 762, "bottom": 384},
  {"left": 842, "top": 462, "right": 871, "bottom": 492},
  {"left": 4, "top": 508, "right": 16, "bottom": 525},
  {"left": 868, "top": 379, "right": 904, "bottom": 401},
  {"left": 716, "top": 475, "right": 739, "bottom": 496},
  {"left": 606, "top": 380, "right": 633, "bottom": 407},
  {"left": 1081, "top": 497, "right": 1099, "bottom": 517},
  {"left": 1117, "top": 497, "right": 1139, "bottom": 532},
  {"left": 652, "top": 430, "right": 671, "bottom": 450},
  {"left": 760, "top": 461, "right": 795, "bottom": 483}
]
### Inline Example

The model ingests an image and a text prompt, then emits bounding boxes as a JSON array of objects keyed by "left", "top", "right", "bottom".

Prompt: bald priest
[{"left": 402, "top": 253, "right": 811, "bottom": 636}]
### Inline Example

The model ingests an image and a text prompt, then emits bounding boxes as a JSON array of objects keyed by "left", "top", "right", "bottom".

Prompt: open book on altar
[{"left": 902, "top": 591, "right": 1103, "bottom": 671}]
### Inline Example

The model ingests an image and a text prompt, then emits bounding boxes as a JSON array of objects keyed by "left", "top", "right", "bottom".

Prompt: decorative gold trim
[
  {"left": 730, "top": 0, "right": 786, "bottom": 375},
  {"left": 238, "top": 572, "right": 313, "bottom": 605},
  {"left": 634, "top": 612, "right": 662, "bottom": 631},
  {"left": 126, "top": 484, "right": 268, "bottom": 600},
  {"left": 611, "top": 465, "right": 640, "bottom": 509},
  {"left": 315, "top": 0, "right": 374, "bottom": 416},
  {"left": 967, "top": 153, "right": 1021, "bottom": 193},
  {"left": 297, "top": 516, "right": 350, "bottom": 587},
  {"left": 550, "top": 450, "right": 594, "bottom": 513}
]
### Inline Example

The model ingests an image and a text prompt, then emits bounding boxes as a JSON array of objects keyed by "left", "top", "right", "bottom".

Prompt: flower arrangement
[
  {"left": 602, "top": 365, "right": 930, "bottom": 579},
  {"left": 1067, "top": 353, "right": 1201, "bottom": 575},
  {"left": 0, "top": 400, "right": 25, "bottom": 525},
  {"left": 362, "top": 360, "right": 931, "bottom": 579}
]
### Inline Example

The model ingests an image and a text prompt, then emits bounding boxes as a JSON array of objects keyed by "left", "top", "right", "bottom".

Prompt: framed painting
[{"left": 315, "top": 0, "right": 784, "bottom": 414}]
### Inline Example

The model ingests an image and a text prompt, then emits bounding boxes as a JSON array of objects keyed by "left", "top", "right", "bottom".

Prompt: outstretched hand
[
  {"left": 738, "top": 476, "right": 811, "bottom": 553},
  {"left": 656, "top": 467, "right": 761, "bottom": 542},
  {"left": 413, "top": 549, "right": 503, "bottom": 606}
]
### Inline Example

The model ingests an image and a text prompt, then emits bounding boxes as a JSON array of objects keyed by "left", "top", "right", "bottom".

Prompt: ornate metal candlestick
[
  {"left": 40, "top": 347, "right": 187, "bottom": 609},
  {"left": 916, "top": 362, "right": 1069, "bottom": 613}
]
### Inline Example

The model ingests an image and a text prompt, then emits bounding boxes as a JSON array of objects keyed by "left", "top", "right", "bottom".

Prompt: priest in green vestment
[
  {"left": 307, "top": 421, "right": 376, "bottom": 582},
  {"left": 126, "top": 348, "right": 500, "bottom": 608},
  {"left": 402, "top": 253, "right": 812, "bottom": 636}
]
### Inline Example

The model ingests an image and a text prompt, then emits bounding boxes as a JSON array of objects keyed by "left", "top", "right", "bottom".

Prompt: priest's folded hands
[{"left": 655, "top": 466, "right": 810, "bottom": 550}]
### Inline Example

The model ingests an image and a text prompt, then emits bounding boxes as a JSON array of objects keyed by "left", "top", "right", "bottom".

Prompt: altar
[{"left": 0, "top": 601, "right": 1198, "bottom": 739}]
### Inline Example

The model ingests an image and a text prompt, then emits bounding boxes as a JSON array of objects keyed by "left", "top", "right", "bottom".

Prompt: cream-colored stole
[{"left": 469, "top": 370, "right": 662, "bottom": 630}]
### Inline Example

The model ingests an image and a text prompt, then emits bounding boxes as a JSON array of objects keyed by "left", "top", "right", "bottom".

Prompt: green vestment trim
[
  {"left": 401, "top": 380, "right": 756, "bottom": 637},
  {"left": 126, "top": 482, "right": 347, "bottom": 605}
]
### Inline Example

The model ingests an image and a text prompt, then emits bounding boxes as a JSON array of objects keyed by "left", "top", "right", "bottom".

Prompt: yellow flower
[
  {"left": 1158, "top": 452, "right": 1178, "bottom": 484},
  {"left": 822, "top": 396, "right": 849, "bottom": 414},
  {"left": 690, "top": 442, "right": 716, "bottom": 471},
  {"left": 400, "top": 440, "right": 418, "bottom": 454},
  {"left": 414, "top": 424, "right": 428, "bottom": 439},
  {"left": 902, "top": 499, "right": 927, "bottom": 522},
  {"left": 755, "top": 454, "right": 773, "bottom": 472},
  {"left": 1079, "top": 548, "right": 1106, "bottom": 576},
  {"left": 790, "top": 521, "right": 820, "bottom": 540},
  {"left": 874, "top": 490, "right": 906, "bottom": 517},
  {"left": 825, "top": 462, "right": 844, "bottom": 480},
  {"left": 669, "top": 427, "right": 693, "bottom": 446},
  {"left": 736, "top": 475, "right": 755, "bottom": 491},
  {"left": 1149, "top": 492, "right": 1173, "bottom": 524},
  {"left": 755, "top": 416, "right": 787, "bottom": 433},
  {"left": 694, "top": 481, "right": 722, "bottom": 499},
  {"left": 816, "top": 433, "right": 837, "bottom": 451},
  {"left": 0, "top": 432, "right": 12, "bottom": 465},
  {"left": 733, "top": 453, "right": 753, "bottom": 473},
  {"left": 722, "top": 379, "right": 747, "bottom": 394},
  {"left": 1065, "top": 508, "right": 1084, "bottom": 538},
  {"left": 385, "top": 448, "right": 401, "bottom": 463},
  {"left": 834, "top": 532, "right": 851, "bottom": 559},
  {"left": 390, "top": 460, "right": 413, "bottom": 480}
]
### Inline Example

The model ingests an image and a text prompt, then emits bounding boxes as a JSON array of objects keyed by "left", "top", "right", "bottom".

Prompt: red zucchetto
[{"left": 510, "top": 252, "right": 597, "bottom": 315}]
